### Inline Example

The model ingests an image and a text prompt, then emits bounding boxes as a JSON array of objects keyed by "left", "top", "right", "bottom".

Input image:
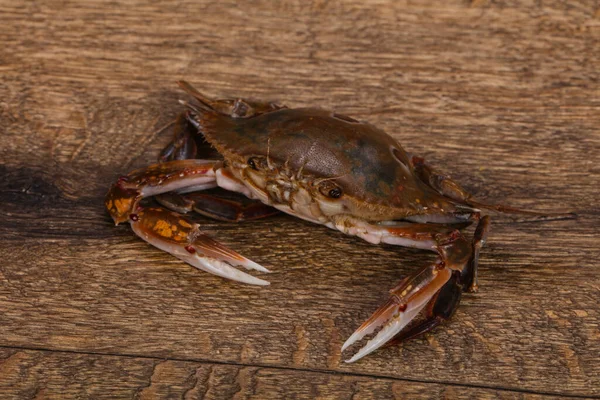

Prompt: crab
[{"left": 105, "top": 81, "right": 568, "bottom": 362}]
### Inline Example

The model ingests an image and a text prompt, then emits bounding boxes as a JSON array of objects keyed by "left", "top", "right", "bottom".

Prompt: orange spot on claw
[
  {"left": 178, "top": 219, "right": 192, "bottom": 228},
  {"left": 153, "top": 220, "right": 173, "bottom": 238},
  {"left": 177, "top": 231, "right": 187, "bottom": 240},
  {"left": 114, "top": 198, "right": 134, "bottom": 216}
]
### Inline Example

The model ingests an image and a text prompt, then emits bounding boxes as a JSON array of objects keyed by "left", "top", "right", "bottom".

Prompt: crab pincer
[
  {"left": 342, "top": 216, "right": 490, "bottom": 362},
  {"left": 105, "top": 159, "right": 270, "bottom": 285},
  {"left": 129, "top": 207, "right": 269, "bottom": 285}
]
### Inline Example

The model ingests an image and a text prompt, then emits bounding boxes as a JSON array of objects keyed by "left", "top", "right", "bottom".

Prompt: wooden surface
[{"left": 1, "top": 1, "right": 599, "bottom": 398}]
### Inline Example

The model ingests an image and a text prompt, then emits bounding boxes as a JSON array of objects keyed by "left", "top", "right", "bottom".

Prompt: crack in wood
[{"left": 0, "top": 345, "right": 597, "bottom": 398}]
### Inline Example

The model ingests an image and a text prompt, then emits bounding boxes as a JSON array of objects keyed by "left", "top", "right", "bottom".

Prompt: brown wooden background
[{"left": 1, "top": 1, "right": 599, "bottom": 399}]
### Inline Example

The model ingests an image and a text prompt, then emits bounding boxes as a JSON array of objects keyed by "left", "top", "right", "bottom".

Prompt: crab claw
[
  {"left": 130, "top": 207, "right": 270, "bottom": 285},
  {"left": 342, "top": 263, "right": 452, "bottom": 363},
  {"left": 105, "top": 159, "right": 219, "bottom": 225}
]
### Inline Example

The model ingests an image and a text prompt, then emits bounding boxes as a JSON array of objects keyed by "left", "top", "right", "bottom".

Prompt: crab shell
[{"left": 191, "top": 107, "right": 475, "bottom": 225}]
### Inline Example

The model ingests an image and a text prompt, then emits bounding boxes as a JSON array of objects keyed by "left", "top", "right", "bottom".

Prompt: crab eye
[
  {"left": 247, "top": 156, "right": 267, "bottom": 170},
  {"left": 328, "top": 187, "right": 342, "bottom": 198},
  {"left": 319, "top": 181, "right": 343, "bottom": 199},
  {"left": 247, "top": 158, "right": 259, "bottom": 170}
]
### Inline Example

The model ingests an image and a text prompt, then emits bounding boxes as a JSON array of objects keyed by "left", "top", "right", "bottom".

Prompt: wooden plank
[
  {"left": 0, "top": 347, "right": 570, "bottom": 399},
  {"left": 0, "top": 0, "right": 599, "bottom": 397}
]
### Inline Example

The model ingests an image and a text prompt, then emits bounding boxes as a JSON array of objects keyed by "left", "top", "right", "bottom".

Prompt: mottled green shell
[{"left": 196, "top": 107, "right": 459, "bottom": 218}]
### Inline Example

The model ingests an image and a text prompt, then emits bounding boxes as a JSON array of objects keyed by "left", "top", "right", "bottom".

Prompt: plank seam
[{"left": 0, "top": 344, "right": 596, "bottom": 399}]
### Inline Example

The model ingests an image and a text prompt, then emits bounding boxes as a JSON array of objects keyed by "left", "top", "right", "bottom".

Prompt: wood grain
[
  {"left": 1, "top": 0, "right": 599, "bottom": 398},
  {"left": 0, "top": 347, "right": 567, "bottom": 400}
]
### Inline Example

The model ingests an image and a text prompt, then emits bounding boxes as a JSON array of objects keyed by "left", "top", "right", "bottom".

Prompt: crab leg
[
  {"left": 159, "top": 111, "right": 222, "bottom": 162},
  {"left": 105, "top": 159, "right": 219, "bottom": 224},
  {"left": 384, "top": 217, "right": 491, "bottom": 345},
  {"left": 411, "top": 154, "right": 575, "bottom": 218},
  {"left": 156, "top": 192, "right": 279, "bottom": 222},
  {"left": 105, "top": 159, "right": 270, "bottom": 285},
  {"left": 342, "top": 216, "right": 489, "bottom": 363}
]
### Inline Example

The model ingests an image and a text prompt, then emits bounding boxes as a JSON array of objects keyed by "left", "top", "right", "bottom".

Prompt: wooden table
[{"left": 1, "top": 1, "right": 599, "bottom": 398}]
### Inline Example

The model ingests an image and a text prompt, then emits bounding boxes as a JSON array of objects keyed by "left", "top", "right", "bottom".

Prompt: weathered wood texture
[
  {"left": 1, "top": 0, "right": 599, "bottom": 398},
  {"left": 0, "top": 348, "right": 567, "bottom": 400}
]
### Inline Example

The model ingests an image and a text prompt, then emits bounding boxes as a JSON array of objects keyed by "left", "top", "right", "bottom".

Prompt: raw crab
[{"left": 105, "top": 81, "right": 567, "bottom": 362}]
